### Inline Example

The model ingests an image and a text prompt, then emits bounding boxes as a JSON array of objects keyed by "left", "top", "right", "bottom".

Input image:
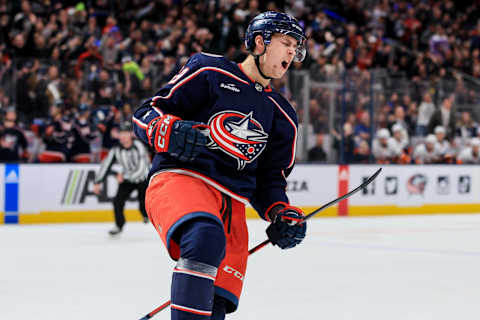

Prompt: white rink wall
[{"left": 1, "top": 164, "right": 480, "bottom": 224}]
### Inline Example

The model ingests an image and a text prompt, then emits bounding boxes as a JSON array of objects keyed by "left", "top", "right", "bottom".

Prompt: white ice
[{"left": 1, "top": 214, "right": 480, "bottom": 320}]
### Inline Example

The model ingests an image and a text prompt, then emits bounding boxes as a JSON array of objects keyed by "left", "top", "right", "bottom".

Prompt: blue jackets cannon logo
[
  {"left": 407, "top": 174, "right": 427, "bottom": 195},
  {"left": 207, "top": 110, "right": 268, "bottom": 170}
]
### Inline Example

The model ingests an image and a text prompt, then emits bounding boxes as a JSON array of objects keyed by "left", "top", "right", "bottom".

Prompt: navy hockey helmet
[{"left": 245, "top": 11, "right": 307, "bottom": 62}]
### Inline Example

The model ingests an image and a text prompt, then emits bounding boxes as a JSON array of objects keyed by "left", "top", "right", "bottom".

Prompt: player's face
[
  {"left": 263, "top": 34, "right": 297, "bottom": 78},
  {"left": 380, "top": 137, "right": 388, "bottom": 147},
  {"left": 473, "top": 145, "right": 479, "bottom": 155},
  {"left": 426, "top": 142, "right": 434, "bottom": 152},
  {"left": 3, "top": 112, "right": 16, "bottom": 128}
]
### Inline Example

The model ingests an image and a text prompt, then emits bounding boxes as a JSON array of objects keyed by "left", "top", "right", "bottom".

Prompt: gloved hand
[
  {"left": 266, "top": 204, "right": 307, "bottom": 249},
  {"left": 147, "top": 114, "right": 208, "bottom": 162}
]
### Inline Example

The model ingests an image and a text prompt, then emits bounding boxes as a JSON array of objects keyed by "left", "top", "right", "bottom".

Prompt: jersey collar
[{"left": 236, "top": 63, "right": 272, "bottom": 92}]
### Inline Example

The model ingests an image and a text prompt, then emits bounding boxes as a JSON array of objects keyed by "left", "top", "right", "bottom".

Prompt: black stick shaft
[
  {"left": 303, "top": 167, "right": 382, "bottom": 221},
  {"left": 247, "top": 168, "right": 381, "bottom": 256}
]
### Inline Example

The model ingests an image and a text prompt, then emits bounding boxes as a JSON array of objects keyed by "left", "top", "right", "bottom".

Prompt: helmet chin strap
[
  {"left": 252, "top": 44, "right": 272, "bottom": 81},
  {"left": 254, "top": 55, "right": 272, "bottom": 80}
]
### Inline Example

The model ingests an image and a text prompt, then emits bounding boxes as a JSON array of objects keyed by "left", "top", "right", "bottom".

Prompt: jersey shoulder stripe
[
  {"left": 268, "top": 96, "right": 297, "bottom": 169},
  {"left": 132, "top": 115, "right": 147, "bottom": 129},
  {"left": 152, "top": 53, "right": 249, "bottom": 101},
  {"left": 155, "top": 66, "right": 248, "bottom": 101},
  {"left": 268, "top": 91, "right": 297, "bottom": 119}
]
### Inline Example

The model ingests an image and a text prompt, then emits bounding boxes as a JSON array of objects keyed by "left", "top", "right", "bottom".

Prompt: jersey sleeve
[
  {"left": 132, "top": 54, "right": 211, "bottom": 145},
  {"left": 250, "top": 96, "right": 298, "bottom": 221}
]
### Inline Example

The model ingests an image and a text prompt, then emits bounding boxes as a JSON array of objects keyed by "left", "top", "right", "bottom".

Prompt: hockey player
[
  {"left": 132, "top": 11, "right": 307, "bottom": 320},
  {"left": 93, "top": 121, "right": 150, "bottom": 235},
  {"left": 457, "top": 137, "right": 480, "bottom": 164},
  {"left": 433, "top": 126, "right": 452, "bottom": 155},
  {"left": 390, "top": 123, "right": 411, "bottom": 164},
  {"left": 413, "top": 134, "right": 441, "bottom": 164},
  {"left": 372, "top": 128, "right": 396, "bottom": 164}
]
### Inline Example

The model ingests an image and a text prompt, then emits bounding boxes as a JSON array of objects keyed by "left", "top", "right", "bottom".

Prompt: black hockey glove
[
  {"left": 147, "top": 114, "right": 208, "bottom": 162},
  {"left": 266, "top": 204, "right": 307, "bottom": 249}
]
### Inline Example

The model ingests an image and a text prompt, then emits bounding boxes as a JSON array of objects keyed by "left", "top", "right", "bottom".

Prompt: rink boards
[{"left": 1, "top": 164, "right": 480, "bottom": 224}]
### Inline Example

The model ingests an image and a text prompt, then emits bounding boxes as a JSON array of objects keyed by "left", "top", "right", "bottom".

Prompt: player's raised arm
[{"left": 131, "top": 54, "right": 210, "bottom": 161}]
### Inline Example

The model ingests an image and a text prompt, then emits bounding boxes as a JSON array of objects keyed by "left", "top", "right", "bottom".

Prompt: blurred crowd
[
  {"left": 298, "top": 0, "right": 480, "bottom": 165},
  {"left": 0, "top": 0, "right": 479, "bottom": 164}
]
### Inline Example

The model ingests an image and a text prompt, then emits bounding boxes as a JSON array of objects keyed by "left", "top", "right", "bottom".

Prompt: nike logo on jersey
[
  {"left": 206, "top": 110, "right": 268, "bottom": 170},
  {"left": 220, "top": 83, "right": 240, "bottom": 93}
]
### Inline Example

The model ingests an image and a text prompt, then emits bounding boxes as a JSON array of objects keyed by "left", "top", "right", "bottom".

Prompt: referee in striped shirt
[{"left": 93, "top": 121, "right": 150, "bottom": 236}]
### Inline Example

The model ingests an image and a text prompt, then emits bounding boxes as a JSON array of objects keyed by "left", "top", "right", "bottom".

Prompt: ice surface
[{"left": 1, "top": 214, "right": 480, "bottom": 320}]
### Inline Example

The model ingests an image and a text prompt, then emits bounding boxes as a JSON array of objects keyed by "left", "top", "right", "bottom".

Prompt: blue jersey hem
[{"left": 214, "top": 285, "right": 239, "bottom": 313}]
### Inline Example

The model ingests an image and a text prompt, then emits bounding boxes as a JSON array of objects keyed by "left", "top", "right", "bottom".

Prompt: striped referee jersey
[{"left": 94, "top": 139, "right": 150, "bottom": 184}]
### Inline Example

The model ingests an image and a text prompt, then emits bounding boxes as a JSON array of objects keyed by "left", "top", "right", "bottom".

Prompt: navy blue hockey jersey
[{"left": 132, "top": 53, "right": 298, "bottom": 219}]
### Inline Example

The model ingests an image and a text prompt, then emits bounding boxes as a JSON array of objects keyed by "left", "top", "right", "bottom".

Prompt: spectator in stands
[
  {"left": 45, "top": 65, "right": 62, "bottom": 106},
  {"left": 309, "top": 98, "right": 325, "bottom": 133},
  {"left": 332, "top": 122, "right": 355, "bottom": 164},
  {"left": 416, "top": 92, "right": 435, "bottom": 136},
  {"left": 307, "top": 133, "right": 327, "bottom": 162},
  {"left": 37, "top": 102, "right": 72, "bottom": 163},
  {"left": 0, "top": 88, "right": 11, "bottom": 114},
  {"left": 429, "top": 25, "right": 450, "bottom": 60},
  {"left": 99, "top": 28, "right": 123, "bottom": 69},
  {"left": 91, "top": 106, "right": 120, "bottom": 160},
  {"left": 15, "top": 60, "right": 39, "bottom": 125},
  {"left": 354, "top": 111, "right": 371, "bottom": 143},
  {"left": 2, "top": 0, "right": 480, "bottom": 164},
  {"left": 70, "top": 103, "right": 96, "bottom": 163},
  {"left": 75, "top": 36, "right": 103, "bottom": 79},
  {"left": 428, "top": 95, "right": 456, "bottom": 141},
  {"left": 388, "top": 105, "right": 410, "bottom": 143},
  {"left": 0, "top": 107, "right": 28, "bottom": 162},
  {"left": 352, "top": 139, "right": 370, "bottom": 163},
  {"left": 456, "top": 110, "right": 478, "bottom": 141}
]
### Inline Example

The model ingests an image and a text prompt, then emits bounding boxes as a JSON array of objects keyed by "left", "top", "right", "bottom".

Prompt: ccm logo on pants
[{"left": 223, "top": 266, "right": 244, "bottom": 281}]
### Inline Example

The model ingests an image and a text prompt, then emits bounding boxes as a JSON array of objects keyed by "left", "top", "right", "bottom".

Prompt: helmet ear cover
[{"left": 250, "top": 33, "right": 267, "bottom": 54}]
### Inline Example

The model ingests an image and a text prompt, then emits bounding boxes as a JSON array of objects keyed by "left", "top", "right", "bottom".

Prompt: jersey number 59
[{"left": 168, "top": 66, "right": 190, "bottom": 85}]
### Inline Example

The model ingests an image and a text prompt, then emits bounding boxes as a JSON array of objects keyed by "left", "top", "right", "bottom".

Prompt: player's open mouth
[{"left": 281, "top": 61, "right": 289, "bottom": 69}]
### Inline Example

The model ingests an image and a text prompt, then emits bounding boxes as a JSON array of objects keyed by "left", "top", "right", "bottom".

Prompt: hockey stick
[
  {"left": 138, "top": 167, "right": 382, "bottom": 320},
  {"left": 249, "top": 167, "right": 382, "bottom": 254},
  {"left": 140, "top": 301, "right": 171, "bottom": 320}
]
